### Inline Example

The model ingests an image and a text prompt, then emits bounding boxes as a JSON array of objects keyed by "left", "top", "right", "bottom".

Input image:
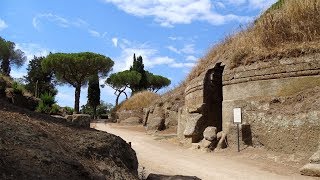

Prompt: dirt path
[{"left": 91, "top": 122, "right": 313, "bottom": 180}]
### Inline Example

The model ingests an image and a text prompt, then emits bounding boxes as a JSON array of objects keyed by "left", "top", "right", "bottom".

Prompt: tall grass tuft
[{"left": 118, "top": 91, "right": 160, "bottom": 111}]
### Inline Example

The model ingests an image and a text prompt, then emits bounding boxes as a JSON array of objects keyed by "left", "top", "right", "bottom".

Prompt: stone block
[
  {"left": 183, "top": 113, "right": 202, "bottom": 136},
  {"left": 203, "top": 126, "right": 217, "bottom": 141},
  {"left": 121, "top": 117, "right": 142, "bottom": 125},
  {"left": 72, "top": 114, "right": 91, "bottom": 127},
  {"left": 310, "top": 149, "right": 320, "bottom": 164},
  {"left": 147, "top": 117, "right": 165, "bottom": 131},
  {"left": 300, "top": 163, "right": 320, "bottom": 177}
]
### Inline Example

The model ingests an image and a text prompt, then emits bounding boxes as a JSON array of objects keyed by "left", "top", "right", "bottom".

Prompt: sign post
[{"left": 233, "top": 108, "right": 242, "bottom": 152}]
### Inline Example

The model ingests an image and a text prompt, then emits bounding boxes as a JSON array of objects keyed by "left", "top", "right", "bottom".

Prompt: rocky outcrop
[
  {"left": 121, "top": 117, "right": 142, "bottom": 125},
  {"left": 300, "top": 147, "right": 320, "bottom": 177},
  {"left": 65, "top": 114, "right": 91, "bottom": 128},
  {"left": 145, "top": 88, "right": 185, "bottom": 131},
  {"left": 6, "top": 91, "right": 40, "bottom": 111},
  {"left": 203, "top": 126, "right": 217, "bottom": 141},
  {"left": 0, "top": 99, "right": 139, "bottom": 179}
]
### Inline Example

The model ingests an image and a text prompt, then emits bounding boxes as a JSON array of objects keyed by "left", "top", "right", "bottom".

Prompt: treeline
[{"left": 0, "top": 36, "right": 171, "bottom": 117}]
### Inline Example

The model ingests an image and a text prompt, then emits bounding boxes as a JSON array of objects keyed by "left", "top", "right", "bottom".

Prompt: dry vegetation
[
  {"left": 187, "top": 0, "right": 320, "bottom": 81},
  {"left": 118, "top": 91, "right": 160, "bottom": 111}
]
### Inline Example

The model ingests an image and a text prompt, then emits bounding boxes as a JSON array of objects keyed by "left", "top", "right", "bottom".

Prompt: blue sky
[{"left": 0, "top": 0, "right": 276, "bottom": 107}]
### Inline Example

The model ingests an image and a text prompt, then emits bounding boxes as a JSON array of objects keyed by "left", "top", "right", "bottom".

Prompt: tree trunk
[
  {"left": 115, "top": 92, "right": 121, "bottom": 107},
  {"left": 1, "top": 58, "right": 10, "bottom": 76},
  {"left": 93, "top": 106, "right": 97, "bottom": 119},
  {"left": 74, "top": 85, "right": 81, "bottom": 114}
]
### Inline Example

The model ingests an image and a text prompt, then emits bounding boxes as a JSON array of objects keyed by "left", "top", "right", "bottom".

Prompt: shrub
[
  {"left": 36, "top": 101, "right": 51, "bottom": 114},
  {"left": 50, "top": 104, "right": 60, "bottom": 115},
  {"left": 64, "top": 106, "right": 74, "bottom": 115},
  {"left": 36, "top": 92, "right": 56, "bottom": 114},
  {"left": 40, "top": 92, "right": 56, "bottom": 107},
  {"left": 12, "top": 82, "right": 25, "bottom": 95}
]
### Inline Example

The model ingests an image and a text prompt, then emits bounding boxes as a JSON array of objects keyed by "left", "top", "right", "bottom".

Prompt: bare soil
[
  {"left": 0, "top": 99, "right": 138, "bottom": 180},
  {"left": 92, "top": 122, "right": 317, "bottom": 180}
]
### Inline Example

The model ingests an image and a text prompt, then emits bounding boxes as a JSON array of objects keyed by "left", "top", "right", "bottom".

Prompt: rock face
[
  {"left": 7, "top": 92, "right": 40, "bottom": 111},
  {"left": 147, "top": 117, "right": 165, "bottom": 131},
  {"left": 121, "top": 117, "right": 142, "bottom": 125},
  {"left": 117, "top": 110, "right": 143, "bottom": 122},
  {"left": 71, "top": 114, "right": 91, "bottom": 127},
  {"left": 300, "top": 147, "right": 320, "bottom": 177},
  {"left": 144, "top": 86, "right": 185, "bottom": 131},
  {"left": 178, "top": 54, "right": 320, "bottom": 156},
  {"left": 300, "top": 164, "right": 320, "bottom": 177},
  {"left": 0, "top": 99, "right": 139, "bottom": 180}
]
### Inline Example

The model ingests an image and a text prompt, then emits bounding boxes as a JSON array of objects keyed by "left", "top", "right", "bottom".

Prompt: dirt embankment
[{"left": 0, "top": 99, "right": 139, "bottom": 180}]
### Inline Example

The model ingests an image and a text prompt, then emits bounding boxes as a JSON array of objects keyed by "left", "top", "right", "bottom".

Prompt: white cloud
[
  {"left": 88, "top": 29, "right": 101, "bottom": 37},
  {"left": 186, "top": 55, "right": 197, "bottom": 61},
  {"left": 103, "top": 0, "right": 252, "bottom": 27},
  {"left": 181, "top": 44, "right": 196, "bottom": 54},
  {"left": 15, "top": 43, "right": 51, "bottom": 62},
  {"left": 168, "top": 36, "right": 183, "bottom": 41},
  {"left": 0, "top": 18, "right": 8, "bottom": 31},
  {"left": 112, "top": 39, "right": 193, "bottom": 72},
  {"left": 170, "top": 62, "right": 195, "bottom": 68},
  {"left": 223, "top": 0, "right": 277, "bottom": 10},
  {"left": 167, "top": 46, "right": 181, "bottom": 54},
  {"left": 112, "top": 37, "right": 118, "bottom": 47},
  {"left": 33, "top": 13, "right": 69, "bottom": 30},
  {"left": 167, "top": 44, "right": 197, "bottom": 55}
]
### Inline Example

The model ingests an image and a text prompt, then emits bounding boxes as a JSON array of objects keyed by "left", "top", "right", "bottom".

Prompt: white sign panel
[{"left": 233, "top": 108, "right": 242, "bottom": 124}]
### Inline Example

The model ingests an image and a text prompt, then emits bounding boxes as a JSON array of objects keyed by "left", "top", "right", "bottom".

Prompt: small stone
[
  {"left": 200, "top": 139, "right": 212, "bottom": 148},
  {"left": 203, "top": 126, "right": 217, "bottom": 141},
  {"left": 300, "top": 163, "right": 320, "bottom": 177},
  {"left": 310, "top": 149, "right": 320, "bottom": 163}
]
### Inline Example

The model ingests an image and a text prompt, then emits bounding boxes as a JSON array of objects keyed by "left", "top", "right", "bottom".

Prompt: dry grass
[
  {"left": 187, "top": 0, "right": 320, "bottom": 81},
  {"left": 118, "top": 91, "right": 160, "bottom": 111}
]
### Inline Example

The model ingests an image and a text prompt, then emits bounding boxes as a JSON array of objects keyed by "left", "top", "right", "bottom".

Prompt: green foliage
[
  {"left": 106, "top": 70, "right": 141, "bottom": 105},
  {"left": 24, "top": 56, "right": 57, "bottom": 97},
  {"left": 106, "top": 54, "right": 171, "bottom": 105},
  {"left": 130, "top": 54, "right": 148, "bottom": 93},
  {"left": 81, "top": 100, "right": 113, "bottom": 118},
  {"left": 87, "top": 74, "right": 100, "bottom": 118},
  {"left": 64, "top": 106, "right": 74, "bottom": 115},
  {"left": 50, "top": 104, "right": 60, "bottom": 115},
  {"left": 36, "top": 92, "right": 56, "bottom": 114},
  {"left": 42, "top": 52, "right": 114, "bottom": 113},
  {"left": 146, "top": 72, "right": 171, "bottom": 92},
  {"left": 40, "top": 92, "right": 56, "bottom": 107},
  {"left": 0, "top": 36, "right": 27, "bottom": 76},
  {"left": 12, "top": 81, "right": 25, "bottom": 95}
]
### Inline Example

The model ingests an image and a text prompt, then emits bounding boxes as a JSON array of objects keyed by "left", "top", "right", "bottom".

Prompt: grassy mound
[
  {"left": 118, "top": 91, "right": 160, "bottom": 111},
  {"left": 187, "top": 0, "right": 320, "bottom": 81}
]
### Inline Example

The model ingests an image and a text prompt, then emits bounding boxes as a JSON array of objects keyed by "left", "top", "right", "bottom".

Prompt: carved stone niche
[{"left": 179, "top": 63, "right": 225, "bottom": 143}]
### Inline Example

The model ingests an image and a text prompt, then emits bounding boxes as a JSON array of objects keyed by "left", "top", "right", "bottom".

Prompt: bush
[
  {"left": 36, "top": 101, "right": 51, "bottom": 114},
  {"left": 36, "top": 92, "right": 56, "bottom": 114},
  {"left": 40, "top": 92, "right": 56, "bottom": 107},
  {"left": 50, "top": 104, "right": 60, "bottom": 115},
  {"left": 12, "top": 82, "right": 25, "bottom": 95},
  {"left": 64, "top": 106, "right": 74, "bottom": 115}
]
